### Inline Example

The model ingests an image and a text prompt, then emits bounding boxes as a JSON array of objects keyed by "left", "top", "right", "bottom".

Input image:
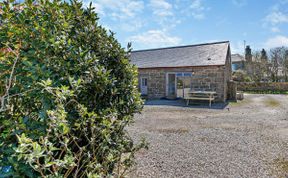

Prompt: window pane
[
  {"left": 142, "top": 78, "right": 147, "bottom": 86},
  {"left": 176, "top": 73, "right": 183, "bottom": 77},
  {"left": 183, "top": 72, "right": 192, "bottom": 77}
]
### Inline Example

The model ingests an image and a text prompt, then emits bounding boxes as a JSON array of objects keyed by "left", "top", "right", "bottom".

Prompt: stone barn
[{"left": 130, "top": 41, "right": 232, "bottom": 102}]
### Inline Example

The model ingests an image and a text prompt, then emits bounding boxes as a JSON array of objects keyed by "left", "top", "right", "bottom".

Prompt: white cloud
[
  {"left": 127, "top": 30, "right": 182, "bottom": 49},
  {"left": 232, "top": 0, "right": 247, "bottom": 7},
  {"left": 149, "top": 0, "right": 173, "bottom": 17},
  {"left": 190, "top": 0, "right": 204, "bottom": 9},
  {"left": 84, "top": 0, "right": 145, "bottom": 32},
  {"left": 89, "top": 0, "right": 144, "bottom": 19},
  {"left": 189, "top": 0, "right": 206, "bottom": 19},
  {"left": 178, "top": 0, "right": 207, "bottom": 20},
  {"left": 262, "top": 4, "right": 288, "bottom": 34},
  {"left": 148, "top": 0, "right": 182, "bottom": 30},
  {"left": 230, "top": 41, "right": 246, "bottom": 54},
  {"left": 119, "top": 19, "right": 144, "bottom": 32},
  {"left": 265, "top": 11, "right": 288, "bottom": 25},
  {"left": 264, "top": 35, "right": 288, "bottom": 49}
]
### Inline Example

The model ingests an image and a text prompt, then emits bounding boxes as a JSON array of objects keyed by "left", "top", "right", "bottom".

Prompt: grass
[
  {"left": 265, "top": 98, "right": 281, "bottom": 107},
  {"left": 229, "top": 98, "right": 251, "bottom": 106},
  {"left": 273, "top": 158, "right": 288, "bottom": 176},
  {"left": 229, "top": 95, "right": 281, "bottom": 107},
  {"left": 199, "top": 137, "right": 209, "bottom": 142}
]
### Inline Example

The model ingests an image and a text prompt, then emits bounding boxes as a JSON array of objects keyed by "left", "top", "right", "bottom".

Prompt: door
[
  {"left": 140, "top": 77, "right": 148, "bottom": 95},
  {"left": 167, "top": 73, "right": 176, "bottom": 98}
]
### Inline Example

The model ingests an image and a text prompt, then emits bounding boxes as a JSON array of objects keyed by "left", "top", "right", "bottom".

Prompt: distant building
[{"left": 231, "top": 54, "right": 245, "bottom": 71}]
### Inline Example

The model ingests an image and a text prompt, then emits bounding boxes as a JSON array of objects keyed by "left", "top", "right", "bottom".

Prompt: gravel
[{"left": 127, "top": 94, "right": 288, "bottom": 178}]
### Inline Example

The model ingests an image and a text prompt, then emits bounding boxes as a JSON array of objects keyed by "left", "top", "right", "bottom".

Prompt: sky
[{"left": 83, "top": 0, "right": 288, "bottom": 54}]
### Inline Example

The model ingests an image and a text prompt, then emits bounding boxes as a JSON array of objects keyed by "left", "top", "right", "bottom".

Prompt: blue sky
[{"left": 84, "top": 0, "right": 288, "bottom": 54}]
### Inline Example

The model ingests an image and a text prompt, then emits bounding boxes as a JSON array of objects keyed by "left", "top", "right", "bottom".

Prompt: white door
[{"left": 140, "top": 77, "right": 148, "bottom": 95}]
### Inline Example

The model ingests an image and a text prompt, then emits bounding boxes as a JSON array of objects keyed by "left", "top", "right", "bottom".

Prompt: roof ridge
[{"left": 131, "top": 41, "right": 230, "bottom": 53}]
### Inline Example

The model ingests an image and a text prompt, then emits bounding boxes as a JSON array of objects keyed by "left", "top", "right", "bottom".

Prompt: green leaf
[{"left": 0, "top": 0, "right": 144, "bottom": 176}]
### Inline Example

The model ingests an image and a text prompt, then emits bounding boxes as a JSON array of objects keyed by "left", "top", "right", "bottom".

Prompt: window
[
  {"left": 176, "top": 73, "right": 183, "bottom": 77},
  {"left": 141, "top": 78, "right": 147, "bottom": 86},
  {"left": 183, "top": 72, "right": 192, "bottom": 77},
  {"left": 176, "top": 72, "right": 192, "bottom": 77}
]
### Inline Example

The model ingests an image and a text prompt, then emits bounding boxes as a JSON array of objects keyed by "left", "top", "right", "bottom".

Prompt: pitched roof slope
[
  {"left": 231, "top": 54, "right": 245, "bottom": 62},
  {"left": 130, "top": 41, "right": 230, "bottom": 68}
]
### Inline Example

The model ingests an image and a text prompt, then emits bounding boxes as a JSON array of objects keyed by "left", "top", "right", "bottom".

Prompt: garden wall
[{"left": 237, "top": 82, "right": 288, "bottom": 92}]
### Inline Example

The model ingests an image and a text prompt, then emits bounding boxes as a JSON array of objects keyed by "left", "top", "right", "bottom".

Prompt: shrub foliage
[{"left": 0, "top": 0, "right": 144, "bottom": 177}]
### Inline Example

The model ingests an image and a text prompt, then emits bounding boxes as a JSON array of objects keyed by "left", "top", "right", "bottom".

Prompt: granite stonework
[
  {"left": 138, "top": 62, "right": 231, "bottom": 102},
  {"left": 132, "top": 41, "right": 233, "bottom": 102}
]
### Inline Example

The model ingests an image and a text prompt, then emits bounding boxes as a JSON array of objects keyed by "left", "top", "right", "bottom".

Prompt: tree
[
  {"left": 244, "top": 45, "right": 253, "bottom": 77},
  {"left": 259, "top": 49, "right": 272, "bottom": 81},
  {"left": 256, "top": 49, "right": 271, "bottom": 82},
  {"left": 243, "top": 47, "right": 270, "bottom": 82},
  {"left": 269, "top": 47, "right": 287, "bottom": 82},
  {"left": 232, "top": 70, "right": 252, "bottom": 82},
  {"left": 282, "top": 48, "right": 288, "bottom": 81},
  {"left": 250, "top": 51, "right": 267, "bottom": 82},
  {"left": 0, "top": 0, "right": 145, "bottom": 177},
  {"left": 260, "top": 49, "right": 268, "bottom": 61},
  {"left": 245, "top": 45, "right": 252, "bottom": 62}
]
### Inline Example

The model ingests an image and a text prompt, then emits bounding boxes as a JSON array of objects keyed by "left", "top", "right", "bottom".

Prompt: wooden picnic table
[{"left": 185, "top": 91, "right": 216, "bottom": 108}]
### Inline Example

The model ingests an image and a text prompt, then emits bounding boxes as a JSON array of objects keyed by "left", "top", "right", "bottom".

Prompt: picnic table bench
[{"left": 184, "top": 91, "right": 216, "bottom": 108}]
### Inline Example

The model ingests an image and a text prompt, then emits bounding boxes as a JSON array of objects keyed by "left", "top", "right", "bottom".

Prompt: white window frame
[
  {"left": 166, "top": 72, "right": 193, "bottom": 97},
  {"left": 165, "top": 72, "right": 177, "bottom": 97}
]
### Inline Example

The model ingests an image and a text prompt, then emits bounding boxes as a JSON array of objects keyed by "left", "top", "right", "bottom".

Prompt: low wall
[{"left": 237, "top": 82, "right": 288, "bottom": 92}]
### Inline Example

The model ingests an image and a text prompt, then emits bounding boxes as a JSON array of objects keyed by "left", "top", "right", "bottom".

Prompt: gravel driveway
[{"left": 128, "top": 94, "right": 288, "bottom": 178}]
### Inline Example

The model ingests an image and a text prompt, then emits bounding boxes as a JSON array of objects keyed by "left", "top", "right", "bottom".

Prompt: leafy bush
[
  {"left": 232, "top": 70, "right": 252, "bottom": 82},
  {"left": 0, "top": 0, "right": 145, "bottom": 177}
]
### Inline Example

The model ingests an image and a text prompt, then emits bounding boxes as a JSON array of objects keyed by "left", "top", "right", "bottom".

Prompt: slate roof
[
  {"left": 130, "top": 41, "right": 230, "bottom": 68},
  {"left": 231, "top": 54, "right": 245, "bottom": 63}
]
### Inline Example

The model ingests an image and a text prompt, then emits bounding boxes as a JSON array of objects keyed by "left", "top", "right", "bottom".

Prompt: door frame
[
  {"left": 140, "top": 77, "right": 148, "bottom": 95},
  {"left": 165, "top": 72, "right": 177, "bottom": 97}
]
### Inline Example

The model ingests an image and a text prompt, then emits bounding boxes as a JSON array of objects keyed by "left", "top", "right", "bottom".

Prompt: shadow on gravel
[{"left": 144, "top": 98, "right": 229, "bottom": 110}]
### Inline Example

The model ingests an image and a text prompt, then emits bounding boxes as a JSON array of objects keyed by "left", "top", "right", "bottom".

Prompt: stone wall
[
  {"left": 224, "top": 50, "right": 232, "bottom": 101},
  {"left": 138, "top": 69, "right": 166, "bottom": 98},
  {"left": 237, "top": 82, "right": 288, "bottom": 92},
  {"left": 138, "top": 65, "right": 230, "bottom": 102},
  {"left": 227, "top": 81, "right": 237, "bottom": 101}
]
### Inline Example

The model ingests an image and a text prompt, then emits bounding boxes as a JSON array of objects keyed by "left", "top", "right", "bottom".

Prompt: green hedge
[
  {"left": 237, "top": 82, "right": 288, "bottom": 94},
  {"left": 0, "top": 0, "right": 145, "bottom": 177}
]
